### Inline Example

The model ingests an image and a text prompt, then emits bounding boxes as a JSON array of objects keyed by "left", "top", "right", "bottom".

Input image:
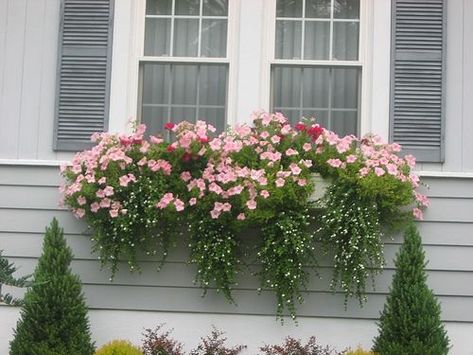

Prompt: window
[
  {"left": 271, "top": 0, "right": 361, "bottom": 137},
  {"left": 139, "top": 0, "right": 230, "bottom": 135}
]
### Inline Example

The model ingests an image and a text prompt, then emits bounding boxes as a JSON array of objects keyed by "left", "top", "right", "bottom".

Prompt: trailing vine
[
  {"left": 318, "top": 181, "right": 384, "bottom": 305},
  {"left": 257, "top": 209, "right": 317, "bottom": 320},
  {"left": 188, "top": 216, "right": 240, "bottom": 302}
]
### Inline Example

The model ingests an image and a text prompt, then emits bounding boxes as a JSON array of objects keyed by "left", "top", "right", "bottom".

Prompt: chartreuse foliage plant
[
  {"left": 95, "top": 340, "right": 142, "bottom": 355},
  {"left": 62, "top": 111, "right": 428, "bottom": 319},
  {"left": 372, "top": 224, "right": 450, "bottom": 355},
  {"left": 0, "top": 250, "right": 31, "bottom": 306},
  {"left": 9, "top": 218, "right": 95, "bottom": 355},
  {"left": 344, "top": 346, "right": 376, "bottom": 355}
]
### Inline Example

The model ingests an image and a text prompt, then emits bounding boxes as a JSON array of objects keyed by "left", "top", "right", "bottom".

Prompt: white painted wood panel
[
  {"left": 0, "top": 0, "right": 27, "bottom": 159},
  {"left": 17, "top": 0, "right": 46, "bottom": 159},
  {"left": 461, "top": 0, "right": 473, "bottom": 171},
  {"left": 35, "top": 0, "right": 60, "bottom": 160}
]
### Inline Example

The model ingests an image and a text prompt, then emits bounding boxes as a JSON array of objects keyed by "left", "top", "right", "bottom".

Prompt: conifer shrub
[
  {"left": 372, "top": 223, "right": 450, "bottom": 355},
  {"left": 95, "top": 340, "right": 142, "bottom": 355},
  {"left": 9, "top": 218, "right": 95, "bottom": 355},
  {"left": 0, "top": 250, "right": 31, "bottom": 306}
]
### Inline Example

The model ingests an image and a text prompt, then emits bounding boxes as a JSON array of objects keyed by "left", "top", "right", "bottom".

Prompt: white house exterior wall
[{"left": 1, "top": 0, "right": 473, "bottom": 354}]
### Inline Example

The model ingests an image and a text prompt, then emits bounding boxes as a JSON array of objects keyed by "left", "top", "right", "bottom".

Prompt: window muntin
[
  {"left": 141, "top": 0, "right": 229, "bottom": 135},
  {"left": 271, "top": 0, "right": 361, "bottom": 136}
]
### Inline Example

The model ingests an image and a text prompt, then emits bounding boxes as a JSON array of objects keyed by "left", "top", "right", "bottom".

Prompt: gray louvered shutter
[
  {"left": 390, "top": 0, "right": 446, "bottom": 162},
  {"left": 54, "top": 0, "right": 114, "bottom": 151}
]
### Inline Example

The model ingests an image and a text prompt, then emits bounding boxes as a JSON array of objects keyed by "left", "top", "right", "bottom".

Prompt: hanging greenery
[{"left": 61, "top": 111, "right": 428, "bottom": 319}]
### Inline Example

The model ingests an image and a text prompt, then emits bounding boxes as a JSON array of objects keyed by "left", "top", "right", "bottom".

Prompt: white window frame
[
  {"left": 260, "top": 0, "right": 374, "bottom": 136},
  {"left": 109, "top": 0, "right": 240, "bottom": 133},
  {"left": 109, "top": 0, "right": 392, "bottom": 140}
]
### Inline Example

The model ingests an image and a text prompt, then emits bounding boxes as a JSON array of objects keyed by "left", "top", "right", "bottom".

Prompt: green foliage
[
  {"left": 188, "top": 216, "right": 239, "bottom": 302},
  {"left": 0, "top": 250, "right": 31, "bottom": 306},
  {"left": 318, "top": 182, "right": 384, "bottom": 305},
  {"left": 142, "top": 324, "right": 184, "bottom": 355},
  {"left": 260, "top": 336, "right": 341, "bottom": 355},
  {"left": 95, "top": 340, "right": 142, "bottom": 355},
  {"left": 189, "top": 327, "right": 246, "bottom": 355},
  {"left": 372, "top": 223, "right": 450, "bottom": 355},
  {"left": 10, "top": 218, "right": 95, "bottom": 355},
  {"left": 257, "top": 209, "right": 317, "bottom": 320},
  {"left": 62, "top": 114, "right": 428, "bottom": 317}
]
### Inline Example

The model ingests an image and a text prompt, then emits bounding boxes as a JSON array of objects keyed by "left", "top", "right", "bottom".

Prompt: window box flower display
[{"left": 61, "top": 111, "right": 428, "bottom": 319}]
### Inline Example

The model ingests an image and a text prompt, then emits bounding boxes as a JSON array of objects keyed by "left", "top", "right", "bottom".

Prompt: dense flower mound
[{"left": 61, "top": 111, "right": 428, "bottom": 318}]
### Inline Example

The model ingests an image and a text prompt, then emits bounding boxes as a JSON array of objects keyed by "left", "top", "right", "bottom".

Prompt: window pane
[
  {"left": 171, "top": 107, "right": 197, "bottom": 123},
  {"left": 302, "top": 109, "right": 328, "bottom": 128},
  {"left": 203, "top": 0, "right": 228, "bottom": 16},
  {"left": 272, "top": 66, "right": 301, "bottom": 109},
  {"left": 173, "top": 19, "right": 199, "bottom": 56},
  {"left": 201, "top": 19, "right": 227, "bottom": 57},
  {"left": 142, "top": 64, "right": 171, "bottom": 105},
  {"left": 334, "top": 0, "right": 360, "bottom": 19},
  {"left": 146, "top": 0, "right": 172, "bottom": 15},
  {"left": 199, "top": 65, "right": 227, "bottom": 106},
  {"left": 275, "top": 20, "right": 302, "bottom": 59},
  {"left": 302, "top": 67, "right": 329, "bottom": 108},
  {"left": 333, "top": 21, "right": 359, "bottom": 60},
  {"left": 276, "top": 0, "right": 303, "bottom": 17},
  {"left": 198, "top": 108, "right": 225, "bottom": 133},
  {"left": 171, "top": 65, "right": 198, "bottom": 105},
  {"left": 331, "top": 111, "right": 357, "bottom": 136},
  {"left": 144, "top": 18, "right": 171, "bottom": 56},
  {"left": 304, "top": 21, "right": 330, "bottom": 60},
  {"left": 305, "top": 0, "right": 331, "bottom": 18},
  {"left": 142, "top": 106, "right": 168, "bottom": 136},
  {"left": 175, "top": 0, "right": 200, "bottom": 15},
  {"left": 332, "top": 68, "right": 358, "bottom": 109}
]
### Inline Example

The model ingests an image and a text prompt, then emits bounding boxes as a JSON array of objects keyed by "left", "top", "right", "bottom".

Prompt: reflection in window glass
[
  {"left": 275, "top": 0, "right": 360, "bottom": 61},
  {"left": 141, "top": 63, "right": 228, "bottom": 135},
  {"left": 144, "top": 0, "right": 228, "bottom": 57},
  {"left": 272, "top": 66, "right": 359, "bottom": 135}
]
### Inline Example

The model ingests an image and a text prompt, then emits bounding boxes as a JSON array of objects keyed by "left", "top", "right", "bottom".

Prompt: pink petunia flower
[
  {"left": 246, "top": 200, "right": 257, "bottom": 210},
  {"left": 413, "top": 208, "right": 424, "bottom": 220}
]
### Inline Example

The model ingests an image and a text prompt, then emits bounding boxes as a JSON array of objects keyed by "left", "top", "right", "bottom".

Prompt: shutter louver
[
  {"left": 54, "top": 0, "right": 114, "bottom": 151},
  {"left": 390, "top": 0, "right": 446, "bottom": 162}
]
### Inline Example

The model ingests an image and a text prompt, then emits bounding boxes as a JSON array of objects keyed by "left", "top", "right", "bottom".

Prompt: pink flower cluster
[
  {"left": 315, "top": 130, "right": 428, "bottom": 219},
  {"left": 61, "top": 110, "right": 428, "bottom": 223}
]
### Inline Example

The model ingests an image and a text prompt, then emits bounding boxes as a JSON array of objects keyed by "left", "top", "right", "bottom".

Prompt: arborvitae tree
[
  {"left": 372, "top": 223, "right": 450, "bottom": 355},
  {"left": 10, "top": 218, "right": 95, "bottom": 355},
  {"left": 0, "top": 250, "right": 31, "bottom": 306}
]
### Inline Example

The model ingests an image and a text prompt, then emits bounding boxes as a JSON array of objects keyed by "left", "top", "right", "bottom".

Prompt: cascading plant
[{"left": 61, "top": 111, "right": 429, "bottom": 318}]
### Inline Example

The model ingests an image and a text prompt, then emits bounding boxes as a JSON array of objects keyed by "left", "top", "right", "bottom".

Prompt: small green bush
[
  {"left": 9, "top": 218, "right": 95, "bottom": 355},
  {"left": 95, "top": 340, "right": 142, "bottom": 355},
  {"left": 0, "top": 250, "right": 31, "bottom": 306},
  {"left": 372, "top": 223, "right": 450, "bottom": 355}
]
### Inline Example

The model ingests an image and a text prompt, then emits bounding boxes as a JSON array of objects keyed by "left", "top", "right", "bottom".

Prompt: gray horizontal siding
[{"left": 1, "top": 164, "right": 473, "bottom": 322}]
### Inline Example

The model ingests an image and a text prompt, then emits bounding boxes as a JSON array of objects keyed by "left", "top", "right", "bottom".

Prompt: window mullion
[
  {"left": 170, "top": 0, "right": 176, "bottom": 56},
  {"left": 329, "top": 0, "right": 334, "bottom": 60},
  {"left": 301, "top": 0, "right": 306, "bottom": 60},
  {"left": 197, "top": 0, "right": 203, "bottom": 57}
]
